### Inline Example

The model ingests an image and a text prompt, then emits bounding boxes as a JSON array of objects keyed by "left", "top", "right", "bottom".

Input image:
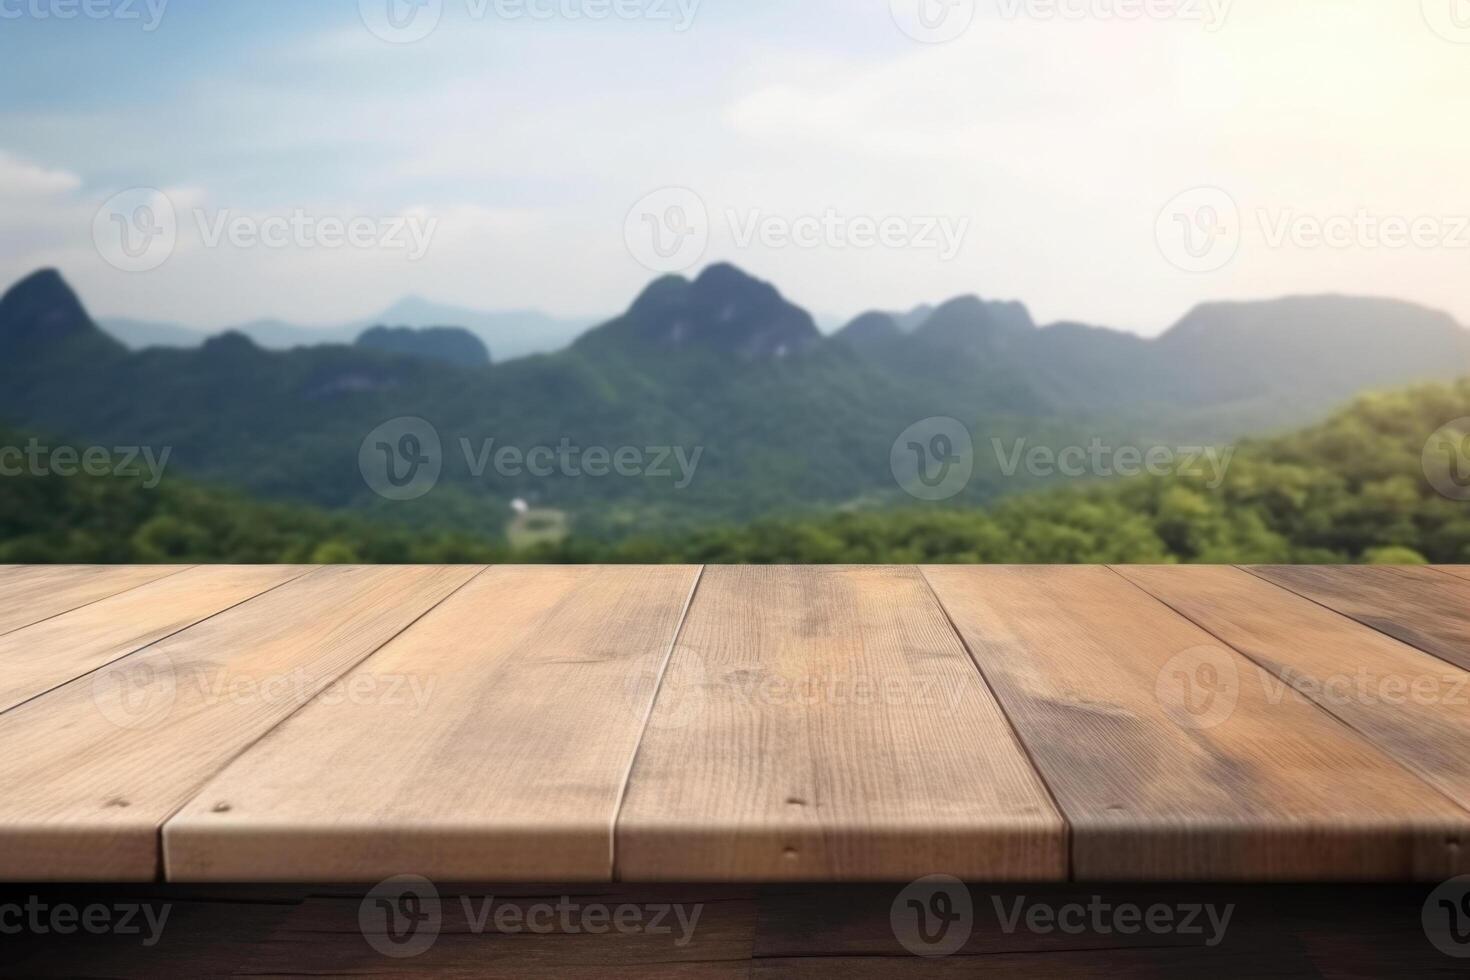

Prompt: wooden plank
[
  {"left": 0, "top": 565, "right": 184, "bottom": 636},
  {"left": 1249, "top": 565, "right": 1470, "bottom": 672},
  {"left": 163, "top": 566, "right": 702, "bottom": 883},
  {"left": 1435, "top": 565, "right": 1470, "bottom": 582},
  {"left": 1120, "top": 564, "right": 1470, "bottom": 829},
  {"left": 0, "top": 565, "right": 308, "bottom": 714},
  {"left": 924, "top": 565, "right": 1469, "bottom": 881},
  {"left": 0, "top": 565, "right": 479, "bottom": 881},
  {"left": 616, "top": 565, "right": 1066, "bottom": 882}
]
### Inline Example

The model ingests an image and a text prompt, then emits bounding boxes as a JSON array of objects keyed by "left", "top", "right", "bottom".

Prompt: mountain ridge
[{"left": 4, "top": 264, "right": 1468, "bottom": 538}]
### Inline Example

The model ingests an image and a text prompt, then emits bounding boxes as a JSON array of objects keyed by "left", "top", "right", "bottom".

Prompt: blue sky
[{"left": 3, "top": 1, "right": 1469, "bottom": 334}]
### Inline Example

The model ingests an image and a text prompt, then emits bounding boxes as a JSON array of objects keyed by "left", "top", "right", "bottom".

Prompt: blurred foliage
[{"left": 1, "top": 380, "right": 1466, "bottom": 565}]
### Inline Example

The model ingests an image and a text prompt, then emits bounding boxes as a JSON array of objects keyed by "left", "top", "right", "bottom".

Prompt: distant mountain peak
[
  {"left": 585, "top": 263, "right": 821, "bottom": 361},
  {"left": 0, "top": 268, "right": 118, "bottom": 354},
  {"left": 356, "top": 325, "right": 491, "bottom": 367},
  {"left": 914, "top": 294, "right": 1036, "bottom": 355},
  {"left": 835, "top": 311, "right": 904, "bottom": 353}
]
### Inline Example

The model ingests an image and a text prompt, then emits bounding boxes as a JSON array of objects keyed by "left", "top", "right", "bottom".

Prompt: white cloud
[{"left": 0, "top": 150, "right": 81, "bottom": 198}]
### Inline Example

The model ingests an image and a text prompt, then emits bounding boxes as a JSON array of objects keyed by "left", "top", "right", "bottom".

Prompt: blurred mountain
[
  {"left": 356, "top": 326, "right": 491, "bottom": 367},
  {"left": 99, "top": 298, "right": 593, "bottom": 361},
  {"left": 5, "top": 265, "right": 1469, "bottom": 536},
  {"left": 575, "top": 263, "right": 822, "bottom": 360}
]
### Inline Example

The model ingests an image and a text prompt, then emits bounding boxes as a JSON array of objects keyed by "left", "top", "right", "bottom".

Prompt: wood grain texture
[
  {"left": 0, "top": 565, "right": 184, "bottom": 636},
  {"left": 164, "top": 565, "right": 701, "bottom": 882},
  {"left": 0, "top": 565, "right": 478, "bottom": 881},
  {"left": 1250, "top": 564, "right": 1470, "bottom": 672},
  {"left": 1434, "top": 565, "right": 1470, "bottom": 582},
  {"left": 1121, "top": 564, "right": 1470, "bottom": 826},
  {"left": 925, "top": 565, "right": 1470, "bottom": 881},
  {"left": 616, "top": 565, "right": 1066, "bottom": 882},
  {"left": 0, "top": 565, "right": 308, "bottom": 714}
]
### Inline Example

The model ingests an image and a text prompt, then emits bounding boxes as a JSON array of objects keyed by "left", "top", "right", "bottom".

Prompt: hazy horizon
[{"left": 5, "top": 0, "right": 1470, "bottom": 336}]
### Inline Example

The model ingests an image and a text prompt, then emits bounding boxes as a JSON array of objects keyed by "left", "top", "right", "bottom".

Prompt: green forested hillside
[
  {"left": 4, "top": 266, "right": 1469, "bottom": 541},
  {"left": 0, "top": 434, "right": 505, "bottom": 564},
  {"left": 585, "top": 380, "right": 1469, "bottom": 564},
  {"left": 2, "top": 381, "right": 1466, "bottom": 565}
]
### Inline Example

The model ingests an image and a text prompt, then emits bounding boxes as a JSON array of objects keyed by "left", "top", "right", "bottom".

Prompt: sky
[{"left": 2, "top": 0, "right": 1469, "bottom": 335}]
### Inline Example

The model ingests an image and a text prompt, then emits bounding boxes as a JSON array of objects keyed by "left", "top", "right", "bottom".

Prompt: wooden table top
[{"left": 1, "top": 564, "right": 1467, "bottom": 884}]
